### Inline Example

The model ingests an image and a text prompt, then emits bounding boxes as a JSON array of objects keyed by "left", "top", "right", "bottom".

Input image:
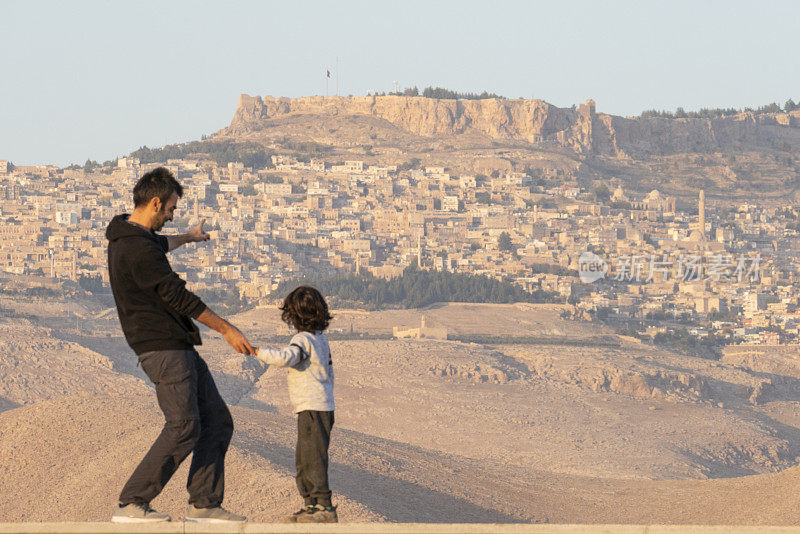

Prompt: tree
[
  {"left": 498, "top": 231, "right": 513, "bottom": 252},
  {"left": 392, "top": 86, "right": 419, "bottom": 97},
  {"left": 758, "top": 102, "right": 782, "bottom": 114},
  {"left": 78, "top": 274, "right": 104, "bottom": 293},
  {"left": 592, "top": 184, "right": 611, "bottom": 203},
  {"left": 785, "top": 99, "right": 797, "bottom": 112},
  {"left": 420, "top": 86, "right": 503, "bottom": 100},
  {"left": 223, "top": 287, "right": 247, "bottom": 313},
  {"left": 398, "top": 157, "right": 421, "bottom": 171}
]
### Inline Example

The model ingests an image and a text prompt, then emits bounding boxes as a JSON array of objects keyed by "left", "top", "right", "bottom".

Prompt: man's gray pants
[{"left": 119, "top": 349, "right": 234, "bottom": 508}]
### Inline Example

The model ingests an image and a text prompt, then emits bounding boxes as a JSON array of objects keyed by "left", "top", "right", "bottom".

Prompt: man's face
[{"left": 151, "top": 191, "right": 179, "bottom": 231}]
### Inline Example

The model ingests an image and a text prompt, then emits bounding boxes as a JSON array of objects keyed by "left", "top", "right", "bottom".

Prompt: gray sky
[{"left": 2, "top": 0, "right": 799, "bottom": 166}]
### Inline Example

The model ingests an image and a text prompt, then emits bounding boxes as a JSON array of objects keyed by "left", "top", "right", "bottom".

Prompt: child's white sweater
[{"left": 255, "top": 331, "right": 335, "bottom": 413}]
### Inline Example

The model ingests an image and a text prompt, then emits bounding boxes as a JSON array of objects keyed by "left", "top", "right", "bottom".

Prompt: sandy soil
[{"left": 3, "top": 289, "right": 800, "bottom": 523}]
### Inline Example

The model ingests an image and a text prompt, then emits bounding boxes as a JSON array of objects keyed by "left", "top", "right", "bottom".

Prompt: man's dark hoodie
[{"left": 106, "top": 214, "right": 206, "bottom": 355}]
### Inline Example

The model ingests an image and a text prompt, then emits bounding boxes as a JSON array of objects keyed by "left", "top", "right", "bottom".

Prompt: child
[{"left": 255, "top": 286, "right": 337, "bottom": 523}]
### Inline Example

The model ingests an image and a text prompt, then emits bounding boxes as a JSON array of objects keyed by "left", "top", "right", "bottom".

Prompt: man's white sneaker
[
  {"left": 111, "top": 503, "right": 171, "bottom": 523},
  {"left": 185, "top": 504, "right": 246, "bottom": 523}
]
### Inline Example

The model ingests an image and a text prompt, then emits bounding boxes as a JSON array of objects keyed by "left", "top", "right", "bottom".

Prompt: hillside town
[{"left": 0, "top": 155, "right": 797, "bottom": 347}]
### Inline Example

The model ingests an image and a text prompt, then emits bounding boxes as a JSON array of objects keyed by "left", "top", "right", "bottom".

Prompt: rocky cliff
[{"left": 225, "top": 94, "right": 800, "bottom": 158}]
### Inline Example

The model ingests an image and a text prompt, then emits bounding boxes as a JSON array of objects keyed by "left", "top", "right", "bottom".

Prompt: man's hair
[
  {"left": 133, "top": 167, "right": 183, "bottom": 208},
  {"left": 280, "top": 286, "right": 332, "bottom": 333}
]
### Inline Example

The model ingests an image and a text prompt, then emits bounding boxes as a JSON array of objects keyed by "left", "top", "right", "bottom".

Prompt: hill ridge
[{"left": 224, "top": 94, "right": 800, "bottom": 157}]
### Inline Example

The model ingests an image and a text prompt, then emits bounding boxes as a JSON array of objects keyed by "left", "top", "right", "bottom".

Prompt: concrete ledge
[{"left": 2, "top": 525, "right": 800, "bottom": 534}]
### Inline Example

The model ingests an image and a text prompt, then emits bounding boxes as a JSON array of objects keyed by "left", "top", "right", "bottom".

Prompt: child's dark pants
[
  {"left": 119, "top": 349, "right": 234, "bottom": 508},
  {"left": 296, "top": 410, "right": 335, "bottom": 507}
]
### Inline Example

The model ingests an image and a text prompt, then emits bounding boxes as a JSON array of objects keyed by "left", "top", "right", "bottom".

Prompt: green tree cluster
[
  {"left": 83, "top": 159, "right": 101, "bottom": 171},
  {"left": 397, "top": 157, "right": 421, "bottom": 171},
  {"left": 640, "top": 98, "right": 799, "bottom": 119},
  {"left": 497, "top": 231, "right": 514, "bottom": 252},
  {"left": 381, "top": 86, "right": 502, "bottom": 99},
  {"left": 610, "top": 200, "right": 632, "bottom": 210},
  {"left": 239, "top": 184, "right": 257, "bottom": 196},
  {"left": 652, "top": 328, "right": 728, "bottom": 356},
  {"left": 592, "top": 184, "right": 611, "bottom": 203},
  {"left": 196, "top": 286, "right": 248, "bottom": 314},
  {"left": 130, "top": 140, "right": 273, "bottom": 170},
  {"left": 271, "top": 265, "right": 559, "bottom": 310},
  {"left": 388, "top": 86, "right": 420, "bottom": 96},
  {"left": 421, "top": 87, "right": 503, "bottom": 100}
]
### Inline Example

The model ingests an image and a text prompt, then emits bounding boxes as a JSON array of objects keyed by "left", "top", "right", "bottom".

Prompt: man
[{"left": 106, "top": 167, "right": 253, "bottom": 523}]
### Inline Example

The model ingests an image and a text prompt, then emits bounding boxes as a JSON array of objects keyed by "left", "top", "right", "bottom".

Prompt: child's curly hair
[{"left": 280, "top": 286, "right": 332, "bottom": 332}]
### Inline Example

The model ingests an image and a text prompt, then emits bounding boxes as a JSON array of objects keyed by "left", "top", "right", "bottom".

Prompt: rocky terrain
[
  {"left": 4, "top": 277, "right": 800, "bottom": 523},
  {"left": 227, "top": 95, "right": 800, "bottom": 158},
  {"left": 214, "top": 94, "right": 800, "bottom": 205}
]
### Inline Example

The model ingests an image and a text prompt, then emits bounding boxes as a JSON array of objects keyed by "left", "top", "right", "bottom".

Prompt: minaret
[
  {"left": 417, "top": 233, "right": 423, "bottom": 268},
  {"left": 699, "top": 190, "right": 706, "bottom": 240}
]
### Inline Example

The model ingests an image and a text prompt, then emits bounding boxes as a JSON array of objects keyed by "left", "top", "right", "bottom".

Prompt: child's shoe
[
  {"left": 296, "top": 504, "right": 338, "bottom": 523},
  {"left": 282, "top": 504, "right": 316, "bottom": 523}
]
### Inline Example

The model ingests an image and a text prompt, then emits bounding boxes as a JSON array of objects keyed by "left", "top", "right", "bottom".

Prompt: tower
[
  {"left": 699, "top": 190, "right": 706, "bottom": 240},
  {"left": 417, "top": 233, "right": 423, "bottom": 269}
]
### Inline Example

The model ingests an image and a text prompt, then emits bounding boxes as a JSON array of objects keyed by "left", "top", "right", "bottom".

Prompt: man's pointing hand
[{"left": 188, "top": 219, "right": 210, "bottom": 243}]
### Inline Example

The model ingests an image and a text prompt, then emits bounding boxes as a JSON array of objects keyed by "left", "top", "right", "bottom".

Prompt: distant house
[{"left": 393, "top": 316, "right": 448, "bottom": 340}]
